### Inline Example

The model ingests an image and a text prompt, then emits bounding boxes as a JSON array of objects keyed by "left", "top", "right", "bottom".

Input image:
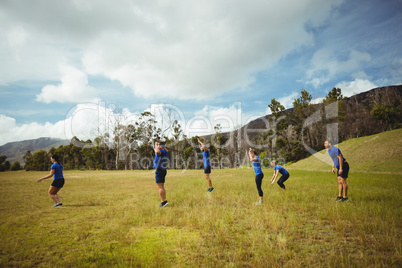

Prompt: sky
[{"left": 0, "top": 0, "right": 401, "bottom": 146}]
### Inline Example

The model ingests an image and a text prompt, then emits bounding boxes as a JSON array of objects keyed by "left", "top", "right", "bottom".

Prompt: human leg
[
  {"left": 255, "top": 174, "right": 264, "bottom": 199},
  {"left": 156, "top": 183, "right": 166, "bottom": 202},
  {"left": 205, "top": 173, "right": 213, "bottom": 188},
  {"left": 340, "top": 178, "right": 348, "bottom": 198},
  {"left": 48, "top": 186, "right": 61, "bottom": 204},
  {"left": 277, "top": 174, "right": 288, "bottom": 190},
  {"left": 337, "top": 176, "right": 343, "bottom": 197}
]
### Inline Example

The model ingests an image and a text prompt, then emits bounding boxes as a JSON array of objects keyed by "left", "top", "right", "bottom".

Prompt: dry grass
[{"left": 0, "top": 168, "right": 401, "bottom": 267}]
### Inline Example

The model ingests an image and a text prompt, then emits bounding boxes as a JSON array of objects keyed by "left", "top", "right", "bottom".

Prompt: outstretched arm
[{"left": 37, "top": 169, "right": 55, "bottom": 182}]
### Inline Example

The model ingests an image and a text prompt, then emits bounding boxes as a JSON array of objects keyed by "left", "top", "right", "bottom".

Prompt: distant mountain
[{"left": 0, "top": 137, "right": 70, "bottom": 165}]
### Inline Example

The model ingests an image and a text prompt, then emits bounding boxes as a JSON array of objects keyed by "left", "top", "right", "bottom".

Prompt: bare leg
[
  {"left": 337, "top": 177, "right": 343, "bottom": 197},
  {"left": 156, "top": 183, "right": 166, "bottom": 202},
  {"left": 205, "top": 173, "right": 213, "bottom": 188},
  {"left": 48, "top": 186, "right": 61, "bottom": 203},
  {"left": 341, "top": 178, "right": 348, "bottom": 198}
]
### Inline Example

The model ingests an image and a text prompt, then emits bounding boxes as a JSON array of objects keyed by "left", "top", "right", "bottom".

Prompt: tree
[
  {"left": 30, "top": 150, "right": 50, "bottom": 171},
  {"left": 288, "top": 89, "right": 315, "bottom": 161},
  {"left": 23, "top": 150, "right": 33, "bottom": 170},
  {"left": 10, "top": 161, "right": 21, "bottom": 171},
  {"left": 212, "top": 124, "right": 228, "bottom": 169},
  {"left": 371, "top": 104, "right": 399, "bottom": 131},
  {"left": 324, "top": 87, "right": 343, "bottom": 104},
  {"left": 0, "top": 155, "right": 9, "bottom": 171},
  {"left": 268, "top": 98, "right": 285, "bottom": 118}
]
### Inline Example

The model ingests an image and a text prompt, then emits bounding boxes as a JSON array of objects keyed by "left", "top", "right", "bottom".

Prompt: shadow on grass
[{"left": 62, "top": 204, "right": 100, "bottom": 207}]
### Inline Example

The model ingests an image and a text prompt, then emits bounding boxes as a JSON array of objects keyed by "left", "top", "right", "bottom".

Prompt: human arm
[
  {"left": 155, "top": 142, "right": 161, "bottom": 155},
  {"left": 337, "top": 154, "right": 343, "bottom": 174},
  {"left": 270, "top": 170, "right": 279, "bottom": 184},
  {"left": 245, "top": 148, "right": 258, "bottom": 162},
  {"left": 198, "top": 138, "right": 206, "bottom": 151},
  {"left": 37, "top": 169, "right": 55, "bottom": 182}
]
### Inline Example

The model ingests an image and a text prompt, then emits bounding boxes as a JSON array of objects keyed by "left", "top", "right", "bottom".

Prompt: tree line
[{"left": 1, "top": 86, "right": 400, "bottom": 172}]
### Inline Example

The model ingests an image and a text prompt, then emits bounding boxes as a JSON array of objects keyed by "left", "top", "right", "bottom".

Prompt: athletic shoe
[
  {"left": 255, "top": 200, "right": 263, "bottom": 206},
  {"left": 159, "top": 201, "right": 169, "bottom": 207},
  {"left": 208, "top": 188, "right": 215, "bottom": 192},
  {"left": 342, "top": 197, "right": 349, "bottom": 202},
  {"left": 52, "top": 203, "right": 63, "bottom": 207},
  {"left": 336, "top": 196, "right": 343, "bottom": 202}
]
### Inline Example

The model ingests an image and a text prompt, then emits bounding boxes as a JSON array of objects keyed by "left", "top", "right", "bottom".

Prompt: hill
[
  {"left": 0, "top": 137, "right": 70, "bottom": 165},
  {"left": 287, "top": 128, "right": 402, "bottom": 173}
]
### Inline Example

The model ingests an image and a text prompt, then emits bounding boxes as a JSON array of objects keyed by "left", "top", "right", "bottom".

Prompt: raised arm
[
  {"left": 245, "top": 148, "right": 258, "bottom": 162},
  {"left": 198, "top": 138, "right": 206, "bottom": 151},
  {"left": 155, "top": 142, "right": 161, "bottom": 155}
]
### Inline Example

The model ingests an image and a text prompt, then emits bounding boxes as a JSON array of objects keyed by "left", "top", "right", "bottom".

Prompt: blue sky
[{"left": 0, "top": 0, "right": 401, "bottom": 145}]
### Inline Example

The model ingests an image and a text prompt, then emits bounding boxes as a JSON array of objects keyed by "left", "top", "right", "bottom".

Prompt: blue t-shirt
[
  {"left": 51, "top": 163, "right": 64, "bottom": 180},
  {"left": 203, "top": 150, "right": 211, "bottom": 167},
  {"left": 274, "top": 165, "right": 289, "bottom": 175},
  {"left": 328, "top": 146, "right": 346, "bottom": 169},
  {"left": 253, "top": 156, "right": 263, "bottom": 175},
  {"left": 153, "top": 149, "right": 168, "bottom": 169}
]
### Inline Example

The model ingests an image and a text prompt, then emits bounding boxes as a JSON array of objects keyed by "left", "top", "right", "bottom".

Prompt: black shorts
[
  {"left": 51, "top": 178, "right": 65, "bottom": 188},
  {"left": 337, "top": 162, "right": 349, "bottom": 179},
  {"left": 155, "top": 169, "right": 167, "bottom": 183},
  {"left": 204, "top": 166, "right": 211, "bottom": 174}
]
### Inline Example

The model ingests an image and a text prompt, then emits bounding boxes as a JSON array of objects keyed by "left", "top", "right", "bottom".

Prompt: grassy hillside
[
  {"left": 288, "top": 128, "right": 402, "bottom": 173},
  {"left": 0, "top": 169, "right": 401, "bottom": 267}
]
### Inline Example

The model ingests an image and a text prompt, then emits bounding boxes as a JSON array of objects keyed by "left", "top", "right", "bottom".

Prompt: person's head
[
  {"left": 156, "top": 141, "right": 165, "bottom": 149},
  {"left": 51, "top": 155, "right": 59, "bottom": 163},
  {"left": 324, "top": 139, "right": 332, "bottom": 149},
  {"left": 270, "top": 160, "right": 277, "bottom": 167},
  {"left": 250, "top": 149, "right": 258, "bottom": 157}
]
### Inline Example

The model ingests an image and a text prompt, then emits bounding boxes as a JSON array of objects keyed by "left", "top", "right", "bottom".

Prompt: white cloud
[
  {"left": 188, "top": 103, "right": 243, "bottom": 137},
  {"left": 278, "top": 92, "right": 299, "bottom": 109},
  {"left": 0, "top": 102, "right": 248, "bottom": 145},
  {"left": 0, "top": 103, "right": 141, "bottom": 146},
  {"left": 0, "top": 0, "right": 344, "bottom": 99},
  {"left": 36, "top": 66, "right": 99, "bottom": 104},
  {"left": 305, "top": 49, "right": 371, "bottom": 88},
  {"left": 335, "top": 78, "right": 377, "bottom": 97}
]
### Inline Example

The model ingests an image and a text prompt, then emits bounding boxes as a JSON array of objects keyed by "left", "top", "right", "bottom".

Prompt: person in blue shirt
[
  {"left": 198, "top": 138, "right": 214, "bottom": 192},
  {"left": 325, "top": 139, "right": 349, "bottom": 202},
  {"left": 37, "top": 155, "right": 64, "bottom": 207},
  {"left": 245, "top": 148, "right": 264, "bottom": 205},
  {"left": 153, "top": 141, "right": 169, "bottom": 207},
  {"left": 270, "top": 161, "right": 290, "bottom": 190}
]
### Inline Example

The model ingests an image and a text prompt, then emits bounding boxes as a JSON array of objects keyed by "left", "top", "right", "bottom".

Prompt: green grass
[
  {"left": 0, "top": 169, "right": 401, "bottom": 267},
  {"left": 289, "top": 128, "right": 402, "bottom": 173}
]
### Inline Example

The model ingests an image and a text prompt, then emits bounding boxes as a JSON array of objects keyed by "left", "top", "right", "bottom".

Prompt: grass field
[
  {"left": 289, "top": 128, "right": 402, "bottom": 173},
  {"left": 0, "top": 167, "right": 401, "bottom": 267}
]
